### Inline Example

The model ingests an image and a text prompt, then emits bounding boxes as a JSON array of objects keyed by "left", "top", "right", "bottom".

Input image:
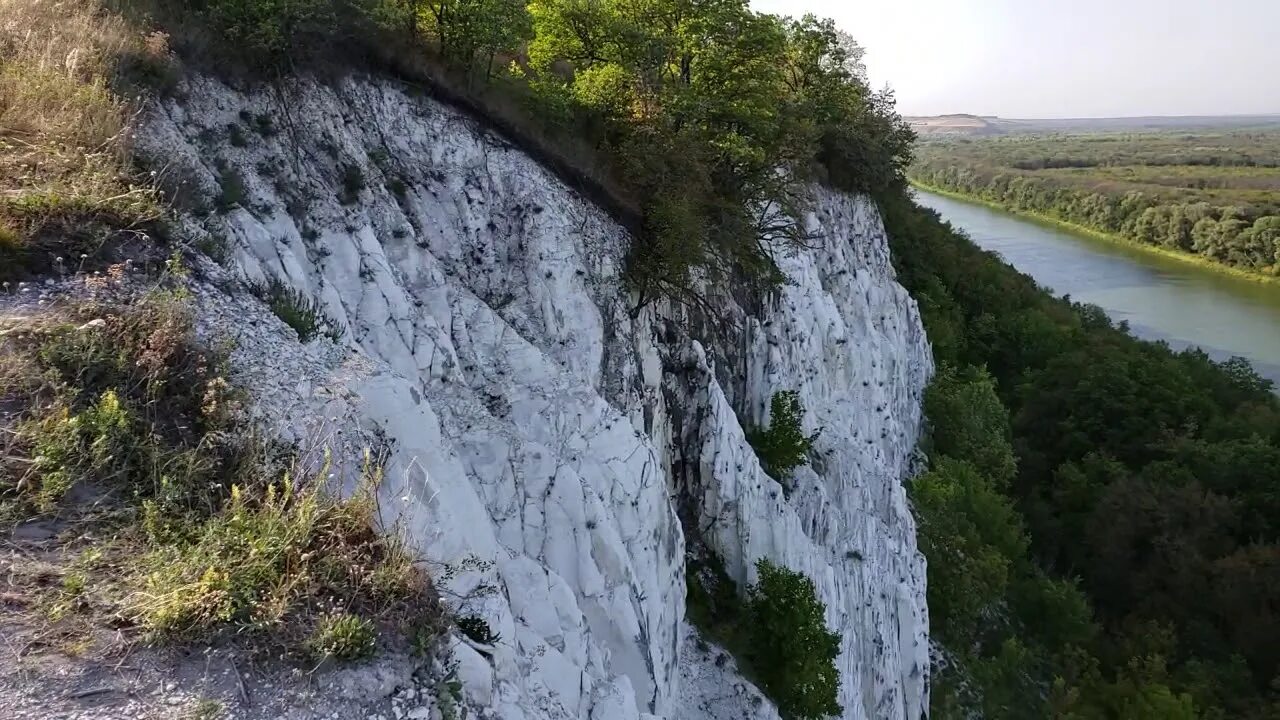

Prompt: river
[{"left": 913, "top": 189, "right": 1280, "bottom": 385}]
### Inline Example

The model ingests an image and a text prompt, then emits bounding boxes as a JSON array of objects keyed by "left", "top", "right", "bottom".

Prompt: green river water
[{"left": 913, "top": 189, "right": 1280, "bottom": 385}]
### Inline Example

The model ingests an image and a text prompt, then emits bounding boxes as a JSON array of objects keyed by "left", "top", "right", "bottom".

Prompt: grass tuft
[
  {"left": 308, "top": 612, "right": 377, "bottom": 661},
  {"left": 183, "top": 698, "right": 226, "bottom": 720},
  {"left": 249, "top": 277, "right": 342, "bottom": 343},
  {"left": 132, "top": 456, "right": 423, "bottom": 651}
]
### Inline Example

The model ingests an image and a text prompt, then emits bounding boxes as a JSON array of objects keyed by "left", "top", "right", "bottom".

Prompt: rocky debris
[
  {"left": 676, "top": 625, "right": 781, "bottom": 720},
  {"left": 0, "top": 640, "right": 456, "bottom": 720}
]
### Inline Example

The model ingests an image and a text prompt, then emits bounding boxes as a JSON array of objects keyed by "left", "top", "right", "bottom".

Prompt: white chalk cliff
[{"left": 138, "top": 74, "right": 933, "bottom": 720}]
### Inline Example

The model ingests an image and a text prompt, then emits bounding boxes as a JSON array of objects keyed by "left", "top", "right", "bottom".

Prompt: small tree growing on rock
[
  {"left": 745, "top": 559, "right": 842, "bottom": 720},
  {"left": 748, "top": 391, "right": 819, "bottom": 481}
]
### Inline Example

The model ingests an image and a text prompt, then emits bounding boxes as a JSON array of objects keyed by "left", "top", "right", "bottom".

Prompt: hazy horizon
[
  {"left": 751, "top": 0, "right": 1280, "bottom": 119},
  {"left": 912, "top": 111, "right": 1280, "bottom": 120}
]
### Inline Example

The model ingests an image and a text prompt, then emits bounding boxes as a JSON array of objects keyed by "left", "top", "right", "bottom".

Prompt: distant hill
[
  {"left": 906, "top": 114, "right": 1004, "bottom": 136},
  {"left": 907, "top": 113, "right": 1280, "bottom": 136}
]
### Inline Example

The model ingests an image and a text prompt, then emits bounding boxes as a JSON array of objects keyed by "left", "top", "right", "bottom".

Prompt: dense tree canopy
[
  {"left": 884, "top": 192, "right": 1280, "bottom": 719},
  {"left": 505, "top": 0, "right": 914, "bottom": 305}
]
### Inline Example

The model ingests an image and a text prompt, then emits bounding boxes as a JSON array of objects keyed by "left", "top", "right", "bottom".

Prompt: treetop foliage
[
  {"left": 746, "top": 559, "right": 842, "bottom": 720},
  {"left": 748, "top": 390, "right": 819, "bottom": 483}
]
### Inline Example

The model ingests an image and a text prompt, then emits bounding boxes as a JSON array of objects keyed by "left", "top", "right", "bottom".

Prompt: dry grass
[
  {"left": 1, "top": 288, "right": 443, "bottom": 662},
  {"left": 0, "top": 0, "right": 168, "bottom": 282},
  {"left": 0, "top": 0, "right": 135, "bottom": 146},
  {"left": 129, "top": 455, "right": 438, "bottom": 656},
  {"left": 0, "top": 0, "right": 450, "bottom": 667}
]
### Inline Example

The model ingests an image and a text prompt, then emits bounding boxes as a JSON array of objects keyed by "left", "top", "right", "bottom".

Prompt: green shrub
[
  {"left": 309, "top": 612, "right": 377, "bottom": 661},
  {"left": 340, "top": 163, "right": 365, "bottom": 205},
  {"left": 908, "top": 458, "right": 1027, "bottom": 648},
  {"left": 745, "top": 559, "right": 842, "bottom": 720},
  {"left": 923, "top": 365, "right": 1017, "bottom": 486},
  {"left": 685, "top": 553, "right": 843, "bottom": 720},
  {"left": 816, "top": 90, "right": 916, "bottom": 196},
  {"left": 624, "top": 183, "right": 711, "bottom": 310},
  {"left": 747, "top": 391, "right": 819, "bottom": 482},
  {"left": 250, "top": 277, "right": 341, "bottom": 342},
  {"left": 215, "top": 167, "right": 246, "bottom": 212},
  {"left": 456, "top": 614, "right": 499, "bottom": 645},
  {"left": 131, "top": 462, "right": 425, "bottom": 645},
  {"left": 3, "top": 293, "right": 239, "bottom": 516},
  {"left": 28, "top": 390, "right": 135, "bottom": 510}
]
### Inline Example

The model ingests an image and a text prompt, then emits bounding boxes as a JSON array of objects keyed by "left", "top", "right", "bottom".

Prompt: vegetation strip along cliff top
[{"left": 99, "top": 0, "right": 913, "bottom": 315}]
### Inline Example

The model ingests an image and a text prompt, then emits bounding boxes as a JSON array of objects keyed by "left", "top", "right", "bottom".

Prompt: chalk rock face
[
  {"left": 671, "top": 186, "right": 932, "bottom": 720},
  {"left": 139, "top": 73, "right": 931, "bottom": 720}
]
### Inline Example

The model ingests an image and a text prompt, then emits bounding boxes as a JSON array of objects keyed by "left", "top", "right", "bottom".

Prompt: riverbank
[
  {"left": 908, "top": 180, "right": 1280, "bottom": 287},
  {"left": 913, "top": 186, "right": 1280, "bottom": 387}
]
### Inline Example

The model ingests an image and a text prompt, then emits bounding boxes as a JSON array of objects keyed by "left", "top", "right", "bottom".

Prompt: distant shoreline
[
  {"left": 907, "top": 180, "right": 1280, "bottom": 287},
  {"left": 906, "top": 112, "right": 1280, "bottom": 137}
]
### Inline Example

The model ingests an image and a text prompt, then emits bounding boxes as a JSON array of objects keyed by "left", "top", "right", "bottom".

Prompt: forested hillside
[
  {"left": 883, "top": 193, "right": 1280, "bottom": 719},
  {"left": 909, "top": 131, "right": 1280, "bottom": 277}
]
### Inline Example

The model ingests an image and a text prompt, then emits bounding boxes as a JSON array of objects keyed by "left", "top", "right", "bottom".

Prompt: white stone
[
  {"left": 454, "top": 643, "right": 495, "bottom": 706},
  {"left": 677, "top": 625, "right": 780, "bottom": 720},
  {"left": 138, "top": 73, "right": 932, "bottom": 720}
]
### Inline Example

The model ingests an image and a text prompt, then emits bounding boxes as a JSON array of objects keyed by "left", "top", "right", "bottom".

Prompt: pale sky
[{"left": 751, "top": 0, "right": 1280, "bottom": 118}]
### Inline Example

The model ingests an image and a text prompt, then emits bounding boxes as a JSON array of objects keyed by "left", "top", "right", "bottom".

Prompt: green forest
[
  {"left": 7, "top": 1, "right": 1280, "bottom": 718},
  {"left": 884, "top": 190, "right": 1280, "bottom": 718},
  {"left": 909, "top": 130, "right": 1280, "bottom": 277}
]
